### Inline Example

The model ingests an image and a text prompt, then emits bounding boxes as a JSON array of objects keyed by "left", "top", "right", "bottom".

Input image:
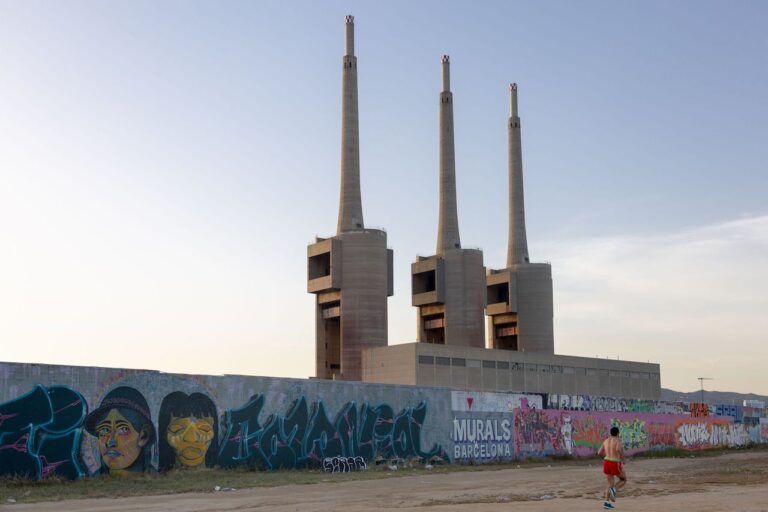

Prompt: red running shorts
[{"left": 603, "top": 460, "right": 623, "bottom": 476}]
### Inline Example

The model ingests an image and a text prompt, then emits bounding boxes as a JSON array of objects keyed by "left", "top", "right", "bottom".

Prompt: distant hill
[{"left": 661, "top": 388, "right": 768, "bottom": 405}]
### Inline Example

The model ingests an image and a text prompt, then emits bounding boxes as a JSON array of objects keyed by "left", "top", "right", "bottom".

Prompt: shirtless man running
[{"left": 597, "top": 426, "right": 626, "bottom": 509}]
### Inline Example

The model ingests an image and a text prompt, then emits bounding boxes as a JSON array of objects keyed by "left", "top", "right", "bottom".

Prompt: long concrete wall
[{"left": 0, "top": 362, "right": 764, "bottom": 480}]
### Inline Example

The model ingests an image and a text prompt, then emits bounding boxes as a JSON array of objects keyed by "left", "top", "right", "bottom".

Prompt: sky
[{"left": 1, "top": 1, "right": 766, "bottom": 395}]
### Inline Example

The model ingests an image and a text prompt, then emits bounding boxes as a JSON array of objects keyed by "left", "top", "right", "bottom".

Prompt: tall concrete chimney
[
  {"left": 337, "top": 15, "right": 364, "bottom": 234},
  {"left": 507, "top": 83, "right": 529, "bottom": 266},
  {"left": 436, "top": 55, "right": 461, "bottom": 254}
]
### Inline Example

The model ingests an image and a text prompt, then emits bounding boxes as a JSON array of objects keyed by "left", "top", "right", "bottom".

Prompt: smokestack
[
  {"left": 337, "top": 15, "right": 364, "bottom": 233},
  {"left": 436, "top": 55, "right": 461, "bottom": 254},
  {"left": 344, "top": 14, "right": 354, "bottom": 56},
  {"left": 507, "top": 83, "right": 529, "bottom": 266}
]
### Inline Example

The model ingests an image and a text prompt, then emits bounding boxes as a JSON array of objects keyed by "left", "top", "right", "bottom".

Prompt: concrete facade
[
  {"left": 309, "top": 230, "right": 393, "bottom": 381},
  {"left": 410, "top": 56, "right": 486, "bottom": 349},
  {"left": 363, "top": 343, "right": 662, "bottom": 400},
  {"left": 308, "top": 16, "right": 393, "bottom": 381},
  {"left": 487, "top": 263, "right": 554, "bottom": 352}
]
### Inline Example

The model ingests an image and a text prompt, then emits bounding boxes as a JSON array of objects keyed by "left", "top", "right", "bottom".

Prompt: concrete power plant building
[
  {"left": 307, "top": 16, "right": 393, "bottom": 381},
  {"left": 410, "top": 56, "right": 486, "bottom": 348},
  {"left": 362, "top": 76, "right": 659, "bottom": 399},
  {"left": 309, "top": 16, "right": 660, "bottom": 400}
]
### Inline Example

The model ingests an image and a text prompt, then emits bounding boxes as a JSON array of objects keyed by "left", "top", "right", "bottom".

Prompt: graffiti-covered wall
[
  {"left": 0, "top": 362, "right": 450, "bottom": 480},
  {"left": 449, "top": 390, "right": 763, "bottom": 463},
  {"left": 1, "top": 362, "right": 766, "bottom": 480},
  {"left": 512, "top": 407, "right": 753, "bottom": 458}
]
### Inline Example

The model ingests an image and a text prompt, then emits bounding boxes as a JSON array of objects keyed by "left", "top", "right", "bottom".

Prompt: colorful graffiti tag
[
  {"left": 676, "top": 420, "right": 750, "bottom": 448},
  {"left": 612, "top": 418, "right": 648, "bottom": 450},
  {"left": 513, "top": 405, "right": 561, "bottom": 457},
  {"left": 571, "top": 414, "right": 606, "bottom": 450},
  {"left": 547, "top": 394, "right": 685, "bottom": 415},
  {"left": 0, "top": 385, "right": 87, "bottom": 480},
  {"left": 216, "top": 395, "right": 448, "bottom": 470},
  {"left": 322, "top": 456, "right": 367, "bottom": 473},
  {"left": 689, "top": 403, "right": 710, "bottom": 418}
]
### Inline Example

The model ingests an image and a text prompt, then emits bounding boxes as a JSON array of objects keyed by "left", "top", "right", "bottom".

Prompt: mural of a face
[
  {"left": 84, "top": 386, "right": 156, "bottom": 474},
  {"left": 158, "top": 391, "right": 218, "bottom": 471},
  {"left": 166, "top": 414, "right": 215, "bottom": 467},
  {"left": 95, "top": 408, "right": 151, "bottom": 471}
]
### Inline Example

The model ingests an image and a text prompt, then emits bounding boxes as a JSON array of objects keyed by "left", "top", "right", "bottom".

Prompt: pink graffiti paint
[
  {"left": 228, "top": 426, "right": 243, "bottom": 444},
  {"left": 0, "top": 412, "right": 20, "bottom": 428},
  {"left": 52, "top": 399, "right": 82, "bottom": 415},
  {"left": 39, "top": 456, "right": 69, "bottom": 478},
  {"left": 0, "top": 433, "right": 29, "bottom": 453}
]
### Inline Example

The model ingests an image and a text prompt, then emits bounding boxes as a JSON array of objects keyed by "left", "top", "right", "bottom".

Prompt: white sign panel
[{"left": 451, "top": 390, "right": 542, "bottom": 412}]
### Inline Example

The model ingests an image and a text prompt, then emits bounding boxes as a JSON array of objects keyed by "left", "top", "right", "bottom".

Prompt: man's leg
[
  {"left": 615, "top": 470, "right": 627, "bottom": 491},
  {"left": 605, "top": 475, "right": 615, "bottom": 501}
]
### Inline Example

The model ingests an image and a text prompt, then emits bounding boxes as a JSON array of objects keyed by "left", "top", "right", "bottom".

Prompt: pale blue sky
[{"left": 1, "top": 1, "right": 766, "bottom": 394}]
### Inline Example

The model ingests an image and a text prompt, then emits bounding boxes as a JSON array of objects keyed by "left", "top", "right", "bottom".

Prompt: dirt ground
[{"left": 3, "top": 451, "right": 768, "bottom": 512}]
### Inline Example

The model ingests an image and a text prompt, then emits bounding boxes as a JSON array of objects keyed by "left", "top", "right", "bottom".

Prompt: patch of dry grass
[{"left": 1, "top": 462, "right": 474, "bottom": 504}]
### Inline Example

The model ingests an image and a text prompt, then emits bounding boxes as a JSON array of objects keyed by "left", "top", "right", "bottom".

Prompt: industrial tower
[
  {"left": 486, "top": 84, "right": 554, "bottom": 353},
  {"left": 411, "top": 55, "right": 486, "bottom": 347},
  {"left": 307, "top": 16, "right": 393, "bottom": 381}
]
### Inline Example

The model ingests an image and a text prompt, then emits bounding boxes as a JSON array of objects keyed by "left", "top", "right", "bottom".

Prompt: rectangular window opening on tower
[
  {"left": 423, "top": 314, "right": 445, "bottom": 344},
  {"left": 494, "top": 323, "right": 518, "bottom": 351},
  {"left": 321, "top": 302, "right": 340, "bottom": 319},
  {"left": 308, "top": 251, "right": 332, "bottom": 280},
  {"left": 323, "top": 316, "right": 340, "bottom": 379},
  {"left": 487, "top": 282, "right": 510, "bottom": 305},
  {"left": 412, "top": 270, "right": 436, "bottom": 294},
  {"left": 412, "top": 269, "right": 437, "bottom": 294}
]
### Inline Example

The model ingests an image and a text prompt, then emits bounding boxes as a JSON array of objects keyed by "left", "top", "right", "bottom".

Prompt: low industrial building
[{"left": 362, "top": 343, "right": 660, "bottom": 399}]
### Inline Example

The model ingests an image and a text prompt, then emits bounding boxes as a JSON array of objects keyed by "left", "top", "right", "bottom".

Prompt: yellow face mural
[
  {"left": 95, "top": 408, "right": 150, "bottom": 473},
  {"left": 166, "top": 415, "right": 215, "bottom": 467}
]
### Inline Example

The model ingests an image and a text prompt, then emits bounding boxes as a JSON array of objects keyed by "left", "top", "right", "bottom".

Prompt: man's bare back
[{"left": 599, "top": 436, "right": 624, "bottom": 462}]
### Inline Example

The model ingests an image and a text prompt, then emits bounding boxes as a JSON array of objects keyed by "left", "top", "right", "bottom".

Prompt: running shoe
[{"left": 603, "top": 502, "right": 616, "bottom": 509}]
